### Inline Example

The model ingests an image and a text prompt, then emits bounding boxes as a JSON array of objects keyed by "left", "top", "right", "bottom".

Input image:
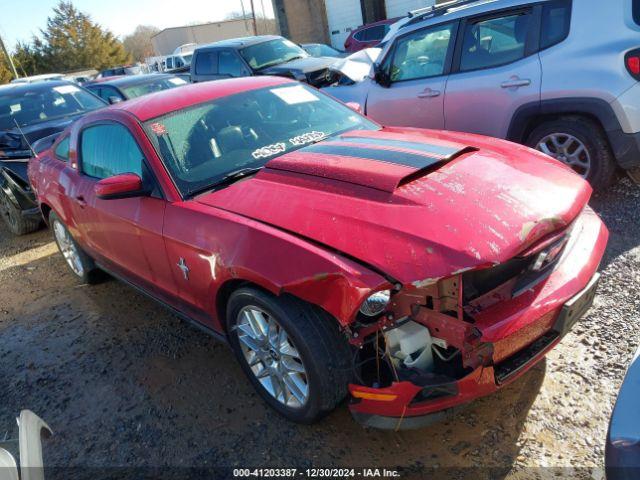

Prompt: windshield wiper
[
  {"left": 188, "top": 167, "right": 263, "bottom": 198},
  {"left": 258, "top": 55, "right": 306, "bottom": 70}
]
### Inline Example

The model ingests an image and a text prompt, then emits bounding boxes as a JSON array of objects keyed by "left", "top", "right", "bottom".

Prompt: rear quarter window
[
  {"left": 54, "top": 136, "right": 70, "bottom": 161},
  {"left": 634, "top": 0, "right": 640, "bottom": 25},
  {"left": 540, "top": 0, "right": 571, "bottom": 50}
]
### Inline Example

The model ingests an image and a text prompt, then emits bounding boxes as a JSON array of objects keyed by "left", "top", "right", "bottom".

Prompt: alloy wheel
[
  {"left": 536, "top": 133, "right": 591, "bottom": 178},
  {"left": 53, "top": 220, "right": 84, "bottom": 277},
  {"left": 236, "top": 306, "right": 309, "bottom": 408}
]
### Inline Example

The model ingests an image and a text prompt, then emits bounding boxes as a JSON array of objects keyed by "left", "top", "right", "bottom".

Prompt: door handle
[
  {"left": 501, "top": 78, "right": 531, "bottom": 89},
  {"left": 417, "top": 88, "right": 441, "bottom": 98},
  {"left": 75, "top": 195, "right": 86, "bottom": 208}
]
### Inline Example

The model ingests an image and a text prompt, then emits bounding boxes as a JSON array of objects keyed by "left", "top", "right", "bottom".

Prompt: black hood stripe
[
  {"left": 302, "top": 143, "right": 443, "bottom": 169},
  {"left": 336, "top": 136, "right": 462, "bottom": 158}
]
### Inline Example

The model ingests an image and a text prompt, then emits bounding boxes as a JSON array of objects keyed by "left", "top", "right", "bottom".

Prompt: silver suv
[{"left": 324, "top": 0, "right": 640, "bottom": 189}]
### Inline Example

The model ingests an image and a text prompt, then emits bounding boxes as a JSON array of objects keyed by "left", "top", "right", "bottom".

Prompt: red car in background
[
  {"left": 344, "top": 18, "right": 399, "bottom": 52},
  {"left": 28, "top": 77, "right": 607, "bottom": 428}
]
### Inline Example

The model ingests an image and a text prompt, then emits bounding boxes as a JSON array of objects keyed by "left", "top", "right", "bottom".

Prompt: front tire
[
  {"left": 0, "top": 190, "right": 41, "bottom": 236},
  {"left": 49, "top": 211, "right": 100, "bottom": 284},
  {"left": 527, "top": 116, "right": 617, "bottom": 190},
  {"left": 226, "top": 287, "right": 352, "bottom": 423}
]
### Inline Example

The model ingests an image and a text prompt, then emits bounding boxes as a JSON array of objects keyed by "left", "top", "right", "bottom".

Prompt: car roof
[
  {"left": 399, "top": 0, "right": 539, "bottom": 30},
  {"left": 0, "top": 80, "right": 80, "bottom": 96},
  {"left": 195, "top": 35, "right": 282, "bottom": 51},
  {"left": 89, "top": 74, "right": 175, "bottom": 88},
  {"left": 112, "top": 76, "right": 293, "bottom": 121}
]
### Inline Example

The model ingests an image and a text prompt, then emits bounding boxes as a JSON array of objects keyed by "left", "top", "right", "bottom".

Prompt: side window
[
  {"left": 634, "top": 0, "right": 640, "bottom": 26},
  {"left": 540, "top": 0, "right": 571, "bottom": 50},
  {"left": 81, "top": 124, "right": 144, "bottom": 179},
  {"left": 460, "top": 11, "right": 532, "bottom": 72},
  {"left": 195, "top": 51, "right": 218, "bottom": 75},
  {"left": 88, "top": 87, "right": 102, "bottom": 99},
  {"left": 166, "top": 57, "right": 174, "bottom": 69},
  {"left": 389, "top": 22, "right": 455, "bottom": 82},
  {"left": 96, "top": 86, "right": 121, "bottom": 102},
  {"left": 219, "top": 51, "right": 246, "bottom": 77},
  {"left": 175, "top": 57, "right": 184, "bottom": 68},
  {"left": 54, "top": 136, "right": 70, "bottom": 162},
  {"left": 364, "top": 24, "right": 386, "bottom": 41}
]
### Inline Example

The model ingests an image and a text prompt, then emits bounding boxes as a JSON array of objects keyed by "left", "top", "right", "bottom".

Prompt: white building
[{"left": 322, "top": 0, "right": 436, "bottom": 48}]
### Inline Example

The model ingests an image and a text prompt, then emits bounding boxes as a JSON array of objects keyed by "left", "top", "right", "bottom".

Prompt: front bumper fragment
[{"left": 349, "top": 208, "right": 608, "bottom": 430}]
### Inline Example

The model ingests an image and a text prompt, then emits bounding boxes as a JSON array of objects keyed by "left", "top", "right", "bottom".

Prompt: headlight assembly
[{"left": 359, "top": 290, "right": 391, "bottom": 317}]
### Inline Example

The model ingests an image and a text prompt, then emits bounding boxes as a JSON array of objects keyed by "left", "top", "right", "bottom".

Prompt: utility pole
[
  {"left": 0, "top": 33, "right": 18, "bottom": 80},
  {"left": 249, "top": 0, "right": 258, "bottom": 35},
  {"left": 240, "top": 0, "right": 250, "bottom": 33}
]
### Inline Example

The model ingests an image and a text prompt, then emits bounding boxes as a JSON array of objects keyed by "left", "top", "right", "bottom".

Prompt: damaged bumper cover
[
  {"left": 0, "top": 161, "right": 39, "bottom": 218},
  {"left": 348, "top": 208, "right": 608, "bottom": 430}
]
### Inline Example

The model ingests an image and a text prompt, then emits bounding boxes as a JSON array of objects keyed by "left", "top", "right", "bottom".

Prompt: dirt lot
[{"left": 1, "top": 179, "right": 639, "bottom": 480}]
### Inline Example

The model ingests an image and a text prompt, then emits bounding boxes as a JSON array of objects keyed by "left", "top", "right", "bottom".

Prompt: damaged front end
[
  {"left": 345, "top": 207, "right": 608, "bottom": 430},
  {"left": 0, "top": 161, "right": 39, "bottom": 217}
]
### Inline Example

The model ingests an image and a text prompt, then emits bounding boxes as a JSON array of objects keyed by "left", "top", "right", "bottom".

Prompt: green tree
[
  {"left": 12, "top": 42, "right": 45, "bottom": 77},
  {"left": 36, "top": 1, "right": 131, "bottom": 72},
  {"left": 0, "top": 51, "right": 14, "bottom": 84},
  {"left": 123, "top": 25, "right": 160, "bottom": 63}
]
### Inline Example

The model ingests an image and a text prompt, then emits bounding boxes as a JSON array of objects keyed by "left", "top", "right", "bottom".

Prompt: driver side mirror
[
  {"left": 107, "top": 96, "right": 123, "bottom": 105},
  {"left": 95, "top": 173, "right": 147, "bottom": 200}
]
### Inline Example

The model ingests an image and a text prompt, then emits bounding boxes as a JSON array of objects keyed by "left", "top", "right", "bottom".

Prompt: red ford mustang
[{"left": 29, "top": 77, "right": 608, "bottom": 429}]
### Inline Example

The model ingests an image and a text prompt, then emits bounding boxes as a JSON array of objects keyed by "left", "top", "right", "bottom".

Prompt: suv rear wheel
[
  {"left": 226, "top": 287, "right": 352, "bottom": 423},
  {"left": 527, "top": 116, "right": 617, "bottom": 190}
]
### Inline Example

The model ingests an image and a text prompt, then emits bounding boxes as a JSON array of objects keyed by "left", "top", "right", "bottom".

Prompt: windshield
[
  {"left": 318, "top": 45, "right": 340, "bottom": 57},
  {"left": 240, "top": 39, "right": 308, "bottom": 70},
  {"left": 144, "top": 84, "right": 378, "bottom": 197},
  {"left": 0, "top": 84, "right": 105, "bottom": 130},
  {"left": 121, "top": 77, "right": 188, "bottom": 99}
]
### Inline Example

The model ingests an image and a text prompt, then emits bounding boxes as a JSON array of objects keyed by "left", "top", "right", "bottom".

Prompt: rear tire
[
  {"left": 49, "top": 211, "right": 101, "bottom": 284},
  {"left": 526, "top": 116, "right": 617, "bottom": 191},
  {"left": 226, "top": 287, "right": 352, "bottom": 423},
  {"left": 0, "top": 190, "right": 41, "bottom": 235}
]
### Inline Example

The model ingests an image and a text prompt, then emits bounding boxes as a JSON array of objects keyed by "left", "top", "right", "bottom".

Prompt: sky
[{"left": 0, "top": 0, "right": 275, "bottom": 49}]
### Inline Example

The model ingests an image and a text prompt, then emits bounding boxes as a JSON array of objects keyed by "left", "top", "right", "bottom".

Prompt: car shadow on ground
[{"left": 0, "top": 243, "right": 545, "bottom": 479}]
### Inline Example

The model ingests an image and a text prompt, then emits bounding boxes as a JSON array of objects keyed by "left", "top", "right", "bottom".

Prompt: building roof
[{"left": 151, "top": 18, "right": 253, "bottom": 39}]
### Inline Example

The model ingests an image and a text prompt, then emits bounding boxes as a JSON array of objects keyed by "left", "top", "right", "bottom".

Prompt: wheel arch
[
  {"left": 211, "top": 258, "right": 387, "bottom": 335},
  {"left": 40, "top": 202, "right": 52, "bottom": 226},
  {"left": 507, "top": 98, "right": 622, "bottom": 157},
  {"left": 215, "top": 279, "right": 271, "bottom": 335}
]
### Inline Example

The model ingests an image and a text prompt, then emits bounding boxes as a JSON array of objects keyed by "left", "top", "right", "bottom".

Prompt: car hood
[
  {"left": 328, "top": 48, "right": 381, "bottom": 82},
  {"left": 260, "top": 56, "right": 338, "bottom": 76},
  {"left": 0, "top": 115, "right": 76, "bottom": 160},
  {"left": 196, "top": 128, "right": 591, "bottom": 284}
]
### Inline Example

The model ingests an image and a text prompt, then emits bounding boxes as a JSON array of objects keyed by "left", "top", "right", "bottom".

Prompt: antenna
[{"left": 12, "top": 118, "right": 38, "bottom": 159}]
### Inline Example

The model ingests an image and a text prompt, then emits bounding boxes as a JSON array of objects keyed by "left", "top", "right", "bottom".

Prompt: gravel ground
[{"left": 0, "top": 179, "right": 638, "bottom": 480}]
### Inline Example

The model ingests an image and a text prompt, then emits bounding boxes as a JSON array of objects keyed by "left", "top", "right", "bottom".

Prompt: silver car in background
[{"left": 324, "top": 0, "right": 640, "bottom": 189}]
